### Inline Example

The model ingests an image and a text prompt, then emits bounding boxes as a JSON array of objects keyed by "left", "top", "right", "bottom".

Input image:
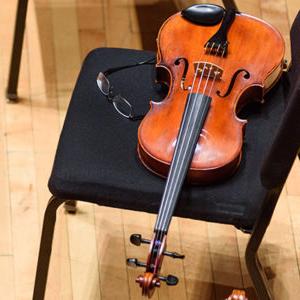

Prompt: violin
[{"left": 127, "top": 4, "right": 284, "bottom": 297}]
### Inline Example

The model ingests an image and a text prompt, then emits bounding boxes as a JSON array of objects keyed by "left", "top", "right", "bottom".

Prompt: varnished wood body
[{"left": 138, "top": 12, "right": 285, "bottom": 184}]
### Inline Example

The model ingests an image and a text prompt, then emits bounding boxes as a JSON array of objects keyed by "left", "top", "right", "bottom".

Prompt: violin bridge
[{"left": 193, "top": 61, "right": 223, "bottom": 80}]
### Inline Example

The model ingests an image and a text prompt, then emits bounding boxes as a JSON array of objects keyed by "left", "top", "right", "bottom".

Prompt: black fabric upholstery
[
  {"left": 49, "top": 47, "right": 287, "bottom": 229},
  {"left": 261, "top": 11, "right": 300, "bottom": 188}
]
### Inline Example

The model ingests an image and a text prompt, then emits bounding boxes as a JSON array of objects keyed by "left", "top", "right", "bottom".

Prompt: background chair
[{"left": 33, "top": 12, "right": 300, "bottom": 300}]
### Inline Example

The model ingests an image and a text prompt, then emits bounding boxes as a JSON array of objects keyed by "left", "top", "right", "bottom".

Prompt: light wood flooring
[{"left": 0, "top": 0, "right": 299, "bottom": 299}]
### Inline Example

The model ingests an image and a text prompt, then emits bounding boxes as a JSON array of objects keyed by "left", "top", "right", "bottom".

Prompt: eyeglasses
[{"left": 96, "top": 57, "right": 155, "bottom": 121}]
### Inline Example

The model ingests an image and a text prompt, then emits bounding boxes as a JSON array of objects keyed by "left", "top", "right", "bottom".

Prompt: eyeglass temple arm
[{"left": 103, "top": 57, "right": 156, "bottom": 76}]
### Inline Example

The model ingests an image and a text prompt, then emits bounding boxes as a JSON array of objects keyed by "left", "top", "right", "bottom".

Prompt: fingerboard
[{"left": 155, "top": 93, "right": 211, "bottom": 232}]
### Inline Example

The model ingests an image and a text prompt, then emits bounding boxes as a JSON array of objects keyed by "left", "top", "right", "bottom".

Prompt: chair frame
[
  {"left": 5, "top": 0, "right": 237, "bottom": 101},
  {"left": 32, "top": 185, "right": 282, "bottom": 300}
]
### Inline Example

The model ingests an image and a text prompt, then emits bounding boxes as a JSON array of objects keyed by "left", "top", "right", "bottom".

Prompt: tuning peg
[
  {"left": 130, "top": 234, "right": 151, "bottom": 246},
  {"left": 159, "top": 274, "right": 179, "bottom": 286},
  {"left": 126, "top": 258, "right": 147, "bottom": 268},
  {"left": 163, "top": 250, "right": 185, "bottom": 259}
]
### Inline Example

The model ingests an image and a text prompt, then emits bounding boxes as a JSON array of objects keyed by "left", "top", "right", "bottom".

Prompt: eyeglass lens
[
  {"left": 112, "top": 94, "right": 134, "bottom": 119},
  {"left": 96, "top": 72, "right": 110, "bottom": 95}
]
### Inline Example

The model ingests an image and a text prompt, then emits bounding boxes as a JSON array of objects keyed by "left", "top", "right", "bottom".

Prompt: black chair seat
[{"left": 49, "top": 48, "right": 286, "bottom": 229}]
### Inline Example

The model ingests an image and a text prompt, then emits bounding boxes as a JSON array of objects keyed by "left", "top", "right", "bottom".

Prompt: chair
[{"left": 33, "top": 13, "right": 300, "bottom": 300}]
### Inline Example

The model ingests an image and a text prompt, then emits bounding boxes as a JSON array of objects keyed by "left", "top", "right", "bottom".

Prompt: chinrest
[{"left": 181, "top": 4, "right": 225, "bottom": 26}]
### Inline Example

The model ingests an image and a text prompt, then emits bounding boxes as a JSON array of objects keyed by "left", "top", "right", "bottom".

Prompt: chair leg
[
  {"left": 32, "top": 196, "right": 65, "bottom": 300},
  {"left": 245, "top": 245, "right": 273, "bottom": 300},
  {"left": 222, "top": 0, "right": 238, "bottom": 11},
  {"left": 6, "top": 0, "right": 29, "bottom": 101},
  {"left": 64, "top": 200, "right": 77, "bottom": 214},
  {"left": 245, "top": 190, "right": 281, "bottom": 300}
]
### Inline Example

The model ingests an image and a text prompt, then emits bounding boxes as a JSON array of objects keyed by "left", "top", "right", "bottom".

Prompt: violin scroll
[
  {"left": 127, "top": 233, "right": 183, "bottom": 298},
  {"left": 136, "top": 272, "right": 160, "bottom": 298}
]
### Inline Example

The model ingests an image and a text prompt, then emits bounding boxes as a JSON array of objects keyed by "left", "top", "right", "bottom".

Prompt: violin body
[{"left": 138, "top": 11, "right": 284, "bottom": 184}]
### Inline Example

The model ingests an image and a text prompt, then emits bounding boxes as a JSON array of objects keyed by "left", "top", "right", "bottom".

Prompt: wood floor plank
[
  {"left": 235, "top": 0, "right": 262, "bottom": 17},
  {"left": 207, "top": 224, "right": 243, "bottom": 299},
  {"left": 0, "top": 256, "right": 15, "bottom": 300},
  {"left": 287, "top": 195, "right": 300, "bottom": 279},
  {"left": 67, "top": 203, "right": 101, "bottom": 300},
  {"left": 0, "top": 108, "right": 11, "bottom": 257},
  {"left": 76, "top": 0, "right": 106, "bottom": 59},
  {"left": 122, "top": 210, "right": 159, "bottom": 300},
  {"left": 286, "top": 159, "right": 300, "bottom": 196},
  {"left": 104, "top": 0, "right": 143, "bottom": 49},
  {"left": 8, "top": 150, "right": 40, "bottom": 300},
  {"left": 179, "top": 219, "right": 216, "bottom": 300},
  {"left": 34, "top": 0, "right": 60, "bottom": 100},
  {"left": 0, "top": 4, "right": 14, "bottom": 298},
  {"left": 286, "top": 0, "right": 300, "bottom": 26},
  {"left": 51, "top": 0, "right": 82, "bottom": 125},
  {"left": 0, "top": 35, "right": 12, "bottom": 257},
  {"left": 26, "top": 0, "right": 60, "bottom": 181},
  {"left": 94, "top": 207, "right": 130, "bottom": 300}
]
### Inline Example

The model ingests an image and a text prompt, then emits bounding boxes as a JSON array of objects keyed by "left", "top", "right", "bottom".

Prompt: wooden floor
[{"left": 0, "top": 0, "right": 299, "bottom": 299}]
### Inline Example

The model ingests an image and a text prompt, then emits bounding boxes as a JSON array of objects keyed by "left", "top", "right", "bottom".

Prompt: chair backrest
[{"left": 260, "top": 11, "right": 300, "bottom": 189}]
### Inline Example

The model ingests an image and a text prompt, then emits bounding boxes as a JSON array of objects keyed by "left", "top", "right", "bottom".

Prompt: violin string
[
  {"left": 150, "top": 40, "right": 227, "bottom": 284},
  {"left": 155, "top": 49, "right": 210, "bottom": 231},
  {"left": 154, "top": 46, "right": 225, "bottom": 285},
  {"left": 156, "top": 44, "right": 220, "bottom": 231},
  {"left": 207, "top": 48, "right": 225, "bottom": 98},
  {"left": 158, "top": 46, "right": 221, "bottom": 231},
  {"left": 153, "top": 48, "right": 226, "bottom": 283},
  {"left": 157, "top": 44, "right": 222, "bottom": 232},
  {"left": 194, "top": 43, "right": 221, "bottom": 98}
]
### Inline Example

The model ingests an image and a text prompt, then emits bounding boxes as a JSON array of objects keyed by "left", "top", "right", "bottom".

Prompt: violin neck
[{"left": 154, "top": 93, "right": 211, "bottom": 233}]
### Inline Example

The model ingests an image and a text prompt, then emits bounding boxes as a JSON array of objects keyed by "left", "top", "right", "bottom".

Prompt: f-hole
[
  {"left": 174, "top": 57, "right": 189, "bottom": 90},
  {"left": 217, "top": 69, "right": 250, "bottom": 97}
]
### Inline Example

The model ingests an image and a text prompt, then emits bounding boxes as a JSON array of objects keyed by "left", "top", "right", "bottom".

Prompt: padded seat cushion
[{"left": 49, "top": 48, "right": 285, "bottom": 229}]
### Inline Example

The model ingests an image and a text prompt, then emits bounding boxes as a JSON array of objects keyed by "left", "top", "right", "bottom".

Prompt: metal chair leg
[
  {"left": 245, "top": 189, "right": 281, "bottom": 300},
  {"left": 245, "top": 247, "right": 272, "bottom": 300},
  {"left": 222, "top": 0, "right": 238, "bottom": 11},
  {"left": 6, "top": 0, "right": 29, "bottom": 101},
  {"left": 64, "top": 200, "right": 77, "bottom": 214},
  {"left": 32, "top": 196, "right": 65, "bottom": 300}
]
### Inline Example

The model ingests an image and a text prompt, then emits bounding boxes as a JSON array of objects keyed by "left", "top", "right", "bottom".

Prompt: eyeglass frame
[{"left": 96, "top": 57, "right": 156, "bottom": 121}]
